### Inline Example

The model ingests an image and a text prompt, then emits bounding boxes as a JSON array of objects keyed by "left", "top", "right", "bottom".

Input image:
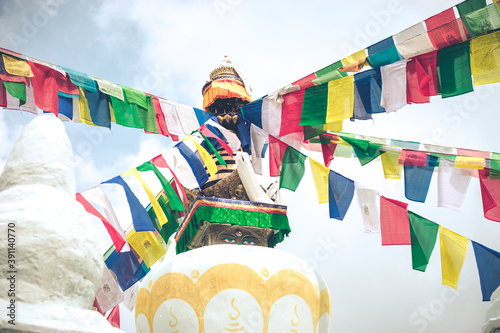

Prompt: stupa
[{"left": 134, "top": 58, "right": 332, "bottom": 332}]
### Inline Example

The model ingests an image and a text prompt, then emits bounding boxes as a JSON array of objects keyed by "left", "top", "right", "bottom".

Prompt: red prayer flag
[
  {"left": 279, "top": 89, "right": 306, "bottom": 137},
  {"left": 406, "top": 57, "right": 431, "bottom": 104},
  {"left": 398, "top": 150, "right": 427, "bottom": 166},
  {"left": 380, "top": 196, "right": 411, "bottom": 245},
  {"left": 294, "top": 72, "right": 316, "bottom": 90},
  {"left": 479, "top": 169, "right": 500, "bottom": 222},
  {"left": 428, "top": 18, "right": 470, "bottom": 50},
  {"left": 27, "top": 60, "right": 58, "bottom": 115},
  {"left": 321, "top": 134, "right": 338, "bottom": 167},
  {"left": 0, "top": 73, "right": 30, "bottom": 85},
  {"left": 269, "top": 135, "right": 289, "bottom": 177},
  {"left": 425, "top": 8, "right": 456, "bottom": 31},
  {"left": 106, "top": 305, "right": 120, "bottom": 328},
  {"left": 55, "top": 71, "right": 79, "bottom": 95},
  {"left": 151, "top": 96, "right": 178, "bottom": 139},
  {"left": 417, "top": 51, "right": 438, "bottom": 97},
  {"left": 75, "top": 193, "right": 126, "bottom": 253},
  {"left": 93, "top": 298, "right": 104, "bottom": 315}
]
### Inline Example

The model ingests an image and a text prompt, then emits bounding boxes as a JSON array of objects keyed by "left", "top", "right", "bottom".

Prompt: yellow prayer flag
[
  {"left": 381, "top": 151, "right": 403, "bottom": 179},
  {"left": 126, "top": 228, "right": 165, "bottom": 268},
  {"left": 342, "top": 49, "right": 367, "bottom": 66},
  {"left": 323, "top": 121, "right": 343, "bottom": 132},
  {"left": 309, "top": 158, "right": 331, "bottom": 204},
  {"left": 184, "top": 136, "right": 218, "bottom": 179},
  {"left": 2, "top": 54, "right": 34, "bottom": 77},
  {"left": 471, "top": 31, "right": 500, "bottom": 85},
  {"left": 454, "top": 156, "right": 485, "bottom": 169},
  {"left": 326, "top": 76, "right": 354, "bottom": 123},
  {"left": 439, "top": 226, "right": 469, "bottom": 289},
  {"left": 121, "top": 168, "right": 169, "bottom": 227},
  {"left": 77, "top": 88, "right": 98, "bottom": 126}
]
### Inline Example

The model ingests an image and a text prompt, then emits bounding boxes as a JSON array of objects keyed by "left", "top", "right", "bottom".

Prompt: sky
[{"left": 1, "top": 0, "right": 500, "bottom": 332}]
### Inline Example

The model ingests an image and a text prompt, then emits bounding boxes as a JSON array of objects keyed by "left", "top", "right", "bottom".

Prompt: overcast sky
[{"left": 1, "top": 0, "right": 500, "bottom": 332}]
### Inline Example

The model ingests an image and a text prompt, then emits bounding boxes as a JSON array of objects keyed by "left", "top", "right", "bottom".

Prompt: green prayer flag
[
  {"left": 279, "top": 146, "right": 307, "bottom": 191},
  {"left": 490, "top": 152, "right": 500, "bottom": 179},
  {"left": 437, "top": 41, "right": 474, "bottom": 98},
  {"left": 109, "top": 95, "right": 143, "bottom": 129},
  {"left": 408, "top": 211, "right": 439, "bottom": 272},
  {"left": 340, "top": 136, "right": 384, "bottom": 166},
  {"left": 312, "top": 60, "right": 347, "bottom": 85},
  {"left": 137, "top": 161, "right": 185, "bottom": 212},
  {"left": 139, "top": 96, "right": 158, "bottom": 134},
  {"left": 304, "top": 125, "right": 326, "bottom": 141},
  {"left": 121, "top": 85, "right": 148, "bottom": 109},
  {"left": 300, "top": 83, "right": 328, "bottom": 126},
  {"left": 147, "top": 194, "right": 179, "bottom": 243},
  {"left": 463, "top": 3, "right": 500, "bottom": 37},
  {"left": 3, "top": 81, "right": 26, "bottom": 104},
  {"left": 457, "top": 0, "right": 486, "bottom": 17}
]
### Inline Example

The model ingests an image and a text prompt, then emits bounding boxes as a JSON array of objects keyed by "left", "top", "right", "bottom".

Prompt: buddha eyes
[
  {"left": 221, "top": 237, "right": 237, "bottom": 244},
  {"left": 242, "top": 239, "right": 257, "bottom": 246}
]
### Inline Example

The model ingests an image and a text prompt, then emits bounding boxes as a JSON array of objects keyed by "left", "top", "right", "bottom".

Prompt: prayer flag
[
  {"left": 61, "top": 67, "right": 97, "bottom": 93},
  {"left": 27, "top": 60, "right": 58, "bottom": 115},
  {"left": 404, "top": 155, "right": 438, "bottom": 203},
  {"left": 438, "top": 158, "right": 473, "bottom": 211},
  {"left": 2, "top": 54, "right": 33, "bottom": 77},
  {"left": 439, "top": 226, "right": 469, "bottom": 289},
  {"left": 262, "top": 96, "right": 282, "bottom": 137},
  {"left": 354, "top": 69, "right": 385, "bottom": 114},
  {"left": 321, "top": 139, "right": 337, "bottom": 168},
  {"left": 455, "top": 155, "right": 485, "bottom": 169},
  {"left": 55, "top": 71, "right": 79, "bottom": 96},
  {"left": 471, "top": 241, "right": 500, "bottom": 301},
  {"left": 456, "top": 0, "right": 487, "bottom": 17},
  {"left": 194, "top": 107, "right": 211, "bottom": 126},
  {"left": 159, "top": 99, "right": 184, "bottom": 136},
  {"left": 408, "top": 211, "right": 439, "bottom": 272},
  {"left": 200, "top": 124, "right": 233, "bottom": 156},
  {"left": 151, "top": 154, "right": 189, "bottom": 205},
  {"left": 105, "top": 249, "right": 149, "bottom": 291},
  {"left": 95, "top": 267, "right": 124, "bottom": 313},
  {"left": 279, "top": 146, "right": 307, "bottom": 191},
  {"left": 395, "top": 33, "right": 436, "bottom": 60},
  {"left": 366, "top": 46, "right": 403, "bottom": 68},
  {"left": 479, "top": 169, "right": 500, "bottom": 222},
  {"left": 355, "top": 184, "right": 380, "bottom": 233},
  {"left": 206, "top": 119, "right": 241, "bottom": 152},
  {"left": 151, "top": 96, "right": 175, "bottom": 139},
  {"left": 184, "top": 136, "right": 218, "bottom": 180},
  {"left": 121, "top": 86, "right": 147, "bottom": 109},
  {"left": 90, "top": 76, "right": 124, "bottom": 100},
  {"left": 269, "top": 135, "right": 289, "bottom": 177},
  {"left": 236, "top": 115, "right": 252, "bottom": 155},
  {"left": 406, "top": 57, "right": 431, "bottom": 104},
  {"left": 425, "top": 8, "right": 456, "bottom": 30},
  {"left": 463, "top": 3, "right": 500, "bottom": 37},
  {"left": 75, "top": 193, "right": 126, "bottom": 253},
  {"left": 351, "top": 84, "right": 372, "bottom": 120},
  {"left": 393, "top": 22, "right": 427, "bottom": 44},
  {"left": 107, "top": 305, "right": 120, "bottom": 328},
  {"left": 399, "top": 149, "right": 427, "bottom": 166},
  {"left": 437, "top": 41, "right": 474, "bottom": 98},
  {"left": 110, "top": 94, "right": 143, "bottom": 129},
  {"left": 250, "top": 124, "right": 269, "bottom": 175},
  {"left": 428, "top": 18, "right": 471, "bottom": 50},
  {"left": 380, "top": 60, "right": 408, "bottom": 113},
  {"left": 139, "top": 96, "right": 158, "bottom": 134},
  {"left": 342, "top": 49, "right": 367, "bottom": 67},
  {"left": 242, "top": 98, "right": 263, "bottom": 128},
  {"left": 176, "top": 141, "right": 209, "bottom": 187},
  {"left": 380, "top": 196, "right": 410, "bottom": 245},
  {"left": 175, "top": 103, "right": 199, "bottom": 135},
  {"left": 416, "top": 51, "right": 439, "bottom": 97},
  {"left": 310, "top": 158, "right": 331, "bottom": 204},
  {"left": 471, "top": 31, "right": 500, "bottom": 85},
  {"left": 126, "top": 228, "right": 165, "bottom": 268},
  {"left": 367, "top": 36, "right": 396, "bottom": 56},
  {"left": 102, "top": 176, "right": 156, "bottom": 232},
  {"left": 3, "top": 81, "right": 26, "bottom": 104},
  {"left": 300, "top": 83, "right": 328, "bottom": 126},
  {"left": 86, "top": 87, "right": 111, "bottom": 128},
  {"left": 340, "top": 136, "right": 383, "bottom": 166},
  {"left": 326, "top": 76, "right": 354, "bottom": 123},
  {"left": 314, "top": 60, "right": 347, "bottom": 85},
  {"left": 381, "top": 150, "right": 403, "bottom": 179},
  {"left": 279, "top": 88, "right": 305, "bottom": 137},
  {"left": 77, "top": 88, "right": 98, "bottom": 126},
  {"left": 328, "top": 170, "right": 355, "bottom": 220}
]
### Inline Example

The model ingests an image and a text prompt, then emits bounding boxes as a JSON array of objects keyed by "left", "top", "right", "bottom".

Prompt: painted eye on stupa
[
  {"left": 241, "top": 236, "right": 258, "bottom": 246},
  {"left": 221, "top": 237, "right": 237, "bottom": 244},
  {"left": 242, "top": 239, "right": 257, "bottom": 246}
]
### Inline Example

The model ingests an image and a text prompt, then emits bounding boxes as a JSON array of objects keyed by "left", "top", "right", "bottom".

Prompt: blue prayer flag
[
  {"left": 328, "top": 170, "right": 355, "bottom": 220},
  {"left": 105, "top": 249, "right": 149, "bottom": 291},
  {"left": 176, "top": 141, "right": 209, "bottom": 187},
  {"left": 404, "top": 155, "right": 438, "bottom": 202},
  {"left": 472, "top": 241, "right": 500, "bottom": 301}
]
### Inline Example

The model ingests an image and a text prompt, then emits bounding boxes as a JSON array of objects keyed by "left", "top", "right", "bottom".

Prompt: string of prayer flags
[
  {"left": 340, "top": 136, "right": 384, "bottom": 166},
  {"left": 94, "top": 266, "right": 124, "bottom": 314},
  {"left": 175, "top": 141, "right": 209, "bottom": 187},
  {"left": 462, "top": 3, "right": 500, "bottom": 37},
  {"left": 438, "top": 158, "right": 473, "bottom": 211},
  {"left": 328, "top": 170, "right": 355, "bottom": 221},
  {"left": 2, "top": 54, "right": 33, "bottom": 77},
  {"left": 439, "top": 226, "right": 469, "bottom": 289},
  {"left": 269, "top": 135, "right": 289, "bottom": 177},
  {"left": 354, "top": 68, "right": 385, "bottom": 114},
  {"left": 355, "top": 185, "right": 380, "bottom": 233},
  {"left": 408, "top": 211, "right": 439, "bottom": 272},
  {"left": 404, "top": 155, "right": 438, "bottom": 203},
  {"left": 125, "top": 228, "right": 165, "bottom": 268},
  {"left": 479, "top": 169, "right": 500, "bottom": 222},
  {"left": 279, "top": 146, "right": 307, "bottom": 191},
  {"left": 437, "top": 41, "right": 474, "bottom": 98},
  {"left": 380, "top": 196, "right": 410, "bottom": 245},
  {"left": 309, "top": 158, "right": 331, "bottom": 204},
  {"left": 104, "top": 247, "right": 149, "bottom": 291},
  {"left": 471, "top": 30, "right": 500, "bottom": 86},
  {"left": 380, "top": 60, "right": 408, "bottom": 113},
  {"left": 76, "top": 192, "right": 126, "bottom": 253},
  {"left": 471, "top": 241, "right": 500, "bottom": 301},
  {"left": 102, "top": 176, "right": 156, "bottom": 232}
]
